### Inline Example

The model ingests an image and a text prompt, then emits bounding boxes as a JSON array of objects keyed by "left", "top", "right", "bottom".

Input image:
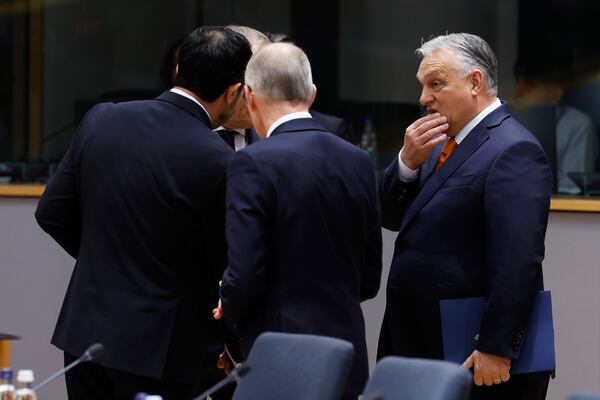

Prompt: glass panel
[{"left": 0, "top": 0, "right": 598, "bottom": 196}]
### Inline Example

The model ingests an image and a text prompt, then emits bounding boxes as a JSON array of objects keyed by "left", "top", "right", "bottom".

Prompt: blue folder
[{"left": 440, "top": 290, "right": 555, "bottom": 374}]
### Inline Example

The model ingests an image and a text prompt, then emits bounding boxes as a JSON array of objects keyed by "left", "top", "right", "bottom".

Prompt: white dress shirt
[
  {"left": 170, "top": 88, "right": 212, "bottom": 123},
  {"left": 214, "top": 126, "right": 248, "bottom": 151},
  {"left": 266, "top": 111, "right": 312, "bottom": 138},
  {"left": 398, "top": 98, "right": 502, "bottom": 182}
]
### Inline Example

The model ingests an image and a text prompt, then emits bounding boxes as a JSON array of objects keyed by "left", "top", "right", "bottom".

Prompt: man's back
[
  {"left": 36, "top": 91, "right": 234, "bottom": 381},
  {"left": 223, "top": 118, "right": 382, "bottom": 395}
]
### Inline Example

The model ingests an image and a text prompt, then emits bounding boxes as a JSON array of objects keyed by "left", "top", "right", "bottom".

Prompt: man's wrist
[{"left": 398, "top": 149, "right": 419, "bottom": 182}]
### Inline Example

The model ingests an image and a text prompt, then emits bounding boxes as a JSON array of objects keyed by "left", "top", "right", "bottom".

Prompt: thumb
[{"left": 462, "top": 354, "right": 474, "bottom": 369}]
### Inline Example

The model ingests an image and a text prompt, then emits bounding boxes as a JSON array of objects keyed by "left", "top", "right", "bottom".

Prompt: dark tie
[{"left": 218, "top": 130, "right": 237, "bottom": 150}]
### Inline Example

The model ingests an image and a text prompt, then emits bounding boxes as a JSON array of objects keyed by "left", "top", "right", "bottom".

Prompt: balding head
[
  {"left": 245, "top": 43, "right": 314, "bottom": 105},
  {"left": 227, "top": 25, "right": 271, "bottom": 53}
]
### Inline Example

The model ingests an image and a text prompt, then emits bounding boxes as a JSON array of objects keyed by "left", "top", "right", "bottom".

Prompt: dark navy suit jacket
[
  {"left": 35, "top": 91, "right": 234, "bottom": 383},
  {"left": 220, "top": 117, "right": 382, "bottom": 396},
  {"left": 378, "top": 103, "right": 552, "bottom": 363}
]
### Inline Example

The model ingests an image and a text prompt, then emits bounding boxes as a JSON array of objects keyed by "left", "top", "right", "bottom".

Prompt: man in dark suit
[
  {"left": 34, "top": 26, "right": 252, "bottom": 400},
  {"left": 264, "top": 32, "right": 355, "bottom": 143},
  {"left": 377, "top": 33, "right": 552, "bottom": 400},
  {"left": 214, "top": 26, "right": 269, "bottom": 152},
  {"left": 215, "top": 42, "right": 382, "bottom": 399}
]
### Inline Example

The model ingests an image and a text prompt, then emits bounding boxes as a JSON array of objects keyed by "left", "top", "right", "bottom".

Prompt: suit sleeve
[
  {"left": 379, "top": 157, "right": 419, "bottom": 231},
  {"left": 220, "top": 150, "right": 274, "bottom": 330},
  {"left": 34, "top": 108, "right": 97, "bottom": 259},
  {"left": 360, "top": 156, "right": 383, "bottom": 301},
  {"left": 477, "top": 140, "right": 552, "bottom": 359},
  {"left": 202, "top": 166, "right": 231, "bottom": 298}
]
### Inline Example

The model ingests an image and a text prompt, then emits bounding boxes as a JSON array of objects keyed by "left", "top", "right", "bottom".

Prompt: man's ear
[
  {"left": 470, "top": 70, "right": 484, "bottom": 95},
  {"left": 244, "top": 85, "right": 257, "bottom": 112},
  {"left": 307, "top": 84, "right": 317, "bottom": 109},
  {"left": 227, "top": 82, "right": 243, "bottom": 103}
]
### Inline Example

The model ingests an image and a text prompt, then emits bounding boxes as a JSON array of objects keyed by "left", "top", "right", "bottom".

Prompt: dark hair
[{"left": 173, "top": 26, "right": 252, "bottom": 102}]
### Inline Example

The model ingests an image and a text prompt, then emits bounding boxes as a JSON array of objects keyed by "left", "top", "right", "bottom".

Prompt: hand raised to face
[{"left": 400, "top": 113, "right": 449, "bottom": 170}]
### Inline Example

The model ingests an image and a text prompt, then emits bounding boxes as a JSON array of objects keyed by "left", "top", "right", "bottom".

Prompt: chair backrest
[
  {"left": 362, "top": 356, "right": 472, "bottom": 400},
  {"left": 567, "top": 392, "right": 600, "bottom": 400},
  {"left": 232, "top": 332, "right": 354, "bottom": 400}
]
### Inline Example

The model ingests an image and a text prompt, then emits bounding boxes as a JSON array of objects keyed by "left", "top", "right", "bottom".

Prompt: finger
[
  {"left": 406, "top": 112, "right": 441, "bottom": 132},
  {"left": 422, "top": 133, "right": 447, "bottom": 150},
  {"left": 416, "top": 123, "right": 449, "bottom": 145},
  {"left": 411, "top": 116, "right": 448, "bottom": 139},
  {"left": 473, "top": 370, "right": 484, "bottom": 386},
  {"left": 501, "top": 371, "right": 510, "bottom": 382},
  {"left": 483, "top": 375, "right": 494, "bottom": 387},
  {"left": 415, "top": 115, "right": 448, "bottom": 135},
  {"left": 462, "top": 354, "right": 474, "bottom": 369}
]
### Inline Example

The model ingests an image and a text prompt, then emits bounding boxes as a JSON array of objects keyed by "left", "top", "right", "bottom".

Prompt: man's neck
[
  {"left": 475, "top": 95, "right": 497, "bottom": 116},
  {"left": 172, "top": 86, "right": 217, "bottom": 127},
  {"left": 260, "top": 104, "right": 309, "bottom": 134}
]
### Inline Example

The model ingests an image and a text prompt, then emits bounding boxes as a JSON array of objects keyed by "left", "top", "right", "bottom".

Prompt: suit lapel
[
  {"left": 397, "top": 103, "right": 512, "bottom": 235},
  {"left": 155, "top": 91, "right": 212, "bottom": 129}
]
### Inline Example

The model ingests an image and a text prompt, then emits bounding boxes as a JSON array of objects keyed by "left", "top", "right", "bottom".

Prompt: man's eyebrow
[{"left": 416, "top": 70, "right": 440, "bottom": 82}]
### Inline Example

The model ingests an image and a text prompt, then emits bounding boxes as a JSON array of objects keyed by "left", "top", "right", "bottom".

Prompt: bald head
[{"left": 245, "top": 43, "right": 314, "bottom": 105}]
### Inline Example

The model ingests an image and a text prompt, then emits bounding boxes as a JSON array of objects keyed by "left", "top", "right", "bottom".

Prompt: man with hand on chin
[{"left": 377, "top": 33, "right": 552, "bottom": 400}]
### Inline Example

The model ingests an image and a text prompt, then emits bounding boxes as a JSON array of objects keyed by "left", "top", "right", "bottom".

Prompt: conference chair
[
  {"left": 232, "top": 332, "right": 354, "bottom": 400},
  {"left": 362, "top": 356, "right": 472, "bottom": 400},
  {"left": 567, "top": 392, "right": 600, "bottom": 400}
]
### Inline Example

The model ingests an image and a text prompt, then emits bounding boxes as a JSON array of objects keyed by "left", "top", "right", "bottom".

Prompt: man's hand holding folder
[
  {"left": 440, "top": 290, "right": 556, "bottom": 379},
  {"left": 462, "top": 349, "right": 511, "bottom": 386}
]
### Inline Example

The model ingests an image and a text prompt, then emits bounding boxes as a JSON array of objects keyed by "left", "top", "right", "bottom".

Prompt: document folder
[{"left": 440, "top": 291, "right": 555, "bottom": 374}]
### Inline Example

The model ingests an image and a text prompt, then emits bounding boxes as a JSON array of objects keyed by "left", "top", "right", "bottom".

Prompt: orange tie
[{"left": 435, "top": 138, "right": 457, "bottom": 171}]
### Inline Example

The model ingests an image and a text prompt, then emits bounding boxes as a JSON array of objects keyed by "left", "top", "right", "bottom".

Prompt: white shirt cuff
[{"left": 398, "top": 149, "right": 419, "bottom": 182}]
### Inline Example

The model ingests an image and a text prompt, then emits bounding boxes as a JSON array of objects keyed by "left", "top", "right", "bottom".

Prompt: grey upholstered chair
[
  {"left": 232, "top": 332, "right": 354, "bottom": 400},
  {"left": 567, "top": 392, "right": 600, "bottom": 400},
  {"left": 362, "top": 356, "right": 472, "bottom": 400}
]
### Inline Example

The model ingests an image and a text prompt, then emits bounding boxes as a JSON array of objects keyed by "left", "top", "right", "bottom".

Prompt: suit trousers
[{"left": 64, "top": 352, "right": 197, "bottom": 400}]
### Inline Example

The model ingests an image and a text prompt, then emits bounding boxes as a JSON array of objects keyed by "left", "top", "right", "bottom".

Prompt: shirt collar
[
  {"left": 215, "top": 126, "right": 246, "bottom": 136},
  {"left": 267, "top": 111, "right": 312, "bottom": 138},
  {"left": 170, "top": 88, "right": 212, "bottom": 122},
  {"left": 454, "top": 98, "right": 501, "bottom": 144}
]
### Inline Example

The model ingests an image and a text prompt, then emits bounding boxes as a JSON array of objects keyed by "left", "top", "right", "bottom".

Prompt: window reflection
[{"left": 0, "top": 0, "right": 597, "bottom": 196}]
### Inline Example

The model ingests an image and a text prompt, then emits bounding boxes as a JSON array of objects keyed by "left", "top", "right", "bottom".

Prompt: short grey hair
[
  {"left": 417, "top": 33, "right": 498, "bottom": 95},
  {"left": 245, "top": 42, "right": 313, "bottom": 103},
  {"left": 227, "top": 25, "right": 271, "bottom": 52}
]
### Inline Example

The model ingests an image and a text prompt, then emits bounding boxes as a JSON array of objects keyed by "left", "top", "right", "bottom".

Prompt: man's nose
[{"left": 420, "top": 88, "right": 433, "bottom": 106}]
